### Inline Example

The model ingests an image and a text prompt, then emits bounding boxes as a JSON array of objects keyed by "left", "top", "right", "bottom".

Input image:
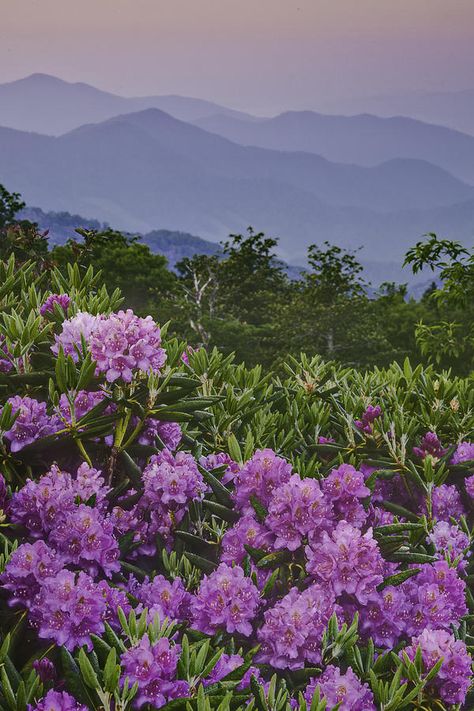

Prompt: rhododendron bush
[{"left": 0, "top": 255, "right": 474, "bottom": 711}]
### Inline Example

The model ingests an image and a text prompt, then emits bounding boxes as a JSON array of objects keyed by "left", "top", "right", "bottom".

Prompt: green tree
[
  {"left": 404, "top": 234, "right": 474, "bottom": 372},
  {"left": 52, "top": 229, "right": 176, "bottom": 314},
  {"left": 0, "top": 183, "right": 25, "bottom": 228}
]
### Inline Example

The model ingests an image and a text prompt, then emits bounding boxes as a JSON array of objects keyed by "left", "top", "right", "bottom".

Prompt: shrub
[{"left": 0, "top": 256, "right": 473, "bottom": 710}]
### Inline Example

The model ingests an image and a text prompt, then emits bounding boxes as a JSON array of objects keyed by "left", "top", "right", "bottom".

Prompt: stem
[{"left": 75, "top": 438, "right": 93, "bottom": 467}]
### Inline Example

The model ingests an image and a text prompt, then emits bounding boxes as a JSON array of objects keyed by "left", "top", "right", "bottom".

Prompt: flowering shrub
[{"left": 0, "top": 256, "right": 473, "bottom": 710}]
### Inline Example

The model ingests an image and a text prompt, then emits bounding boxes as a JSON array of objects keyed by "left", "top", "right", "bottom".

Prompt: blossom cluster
[
  {"left": 2, "top": 297, "right": 474, "bottom": 710},
  {"left": 53, "top": 309, "right": 166, "bottom": 382}
]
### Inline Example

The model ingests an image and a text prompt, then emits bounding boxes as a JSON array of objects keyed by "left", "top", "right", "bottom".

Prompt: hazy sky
[{"left": 1, "top": 0, "right": 474, "bottom": 113}]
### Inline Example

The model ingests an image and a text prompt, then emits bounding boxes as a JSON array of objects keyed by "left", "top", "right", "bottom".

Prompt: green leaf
[
  {"left": 78, "top": 648, "right": 100, "bottom": 690},
  {"left": 377, "top": 568, "right": 420, "bottom": 590}
]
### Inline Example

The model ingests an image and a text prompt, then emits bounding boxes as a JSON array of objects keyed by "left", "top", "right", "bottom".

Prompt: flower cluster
[
  {"left": 30, "top": 690, "right": 87, "bottom": 711},
  {"left": 121, "top": 636, "right": 188, "bottom": 708},
  {"left": 233, "top": 448, "right": 292, "bottom": 511},
  {"left": 266, "top": 474, "right": 329, "bottom": 551},
  {"left": 131, "top": 574, "right": 191, "bottom": 623},
  {"left": 29, "top": 569, "right": 107, "bottom": 650},
  {"left": 403, "top": 629, "right": 472, "bottom": 705},
  {"left": 413, "top": 431, "right": 447, "bottom": 459},
  {"left": 355, "top": 405, "right": 382, "bottom": 434},
  {"left": 304, "top": 665, "right": 376, "bottom": 710},
  {"left": 257, "top": 584, "right": 335, "bottom": 669},
  {"left": 306, "top": 522, "right": 385, "bottom": 604},
  {"left": 3, "top": 396, "right": 60, "bottom": 452},
  {"left": 191, "top": 563, "right": 260, "bottom": 636},
  {"left": 138, "top": 448, "right": 205, "bottom": 547},
  {"left": 40, "top": 293, "right": 71, "bottom": 316},
  {"left": 54, "top": 309, "right": 166, "bottom": 382}
]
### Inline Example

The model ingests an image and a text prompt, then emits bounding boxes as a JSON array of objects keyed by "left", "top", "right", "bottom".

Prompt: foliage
[{"left": 0, "top": 252, "right": 474, "bottom": 710}]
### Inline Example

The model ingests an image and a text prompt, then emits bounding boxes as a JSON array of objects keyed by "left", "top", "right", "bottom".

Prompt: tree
[
  {"left": 0, "top": 183, "right": 25, "bottom": 228},
  {"left": 52, "top": 229, "right": 177, "bottom": 314},
  {"left": 404, "top": 234, "right": 474, "bottom": 372}
]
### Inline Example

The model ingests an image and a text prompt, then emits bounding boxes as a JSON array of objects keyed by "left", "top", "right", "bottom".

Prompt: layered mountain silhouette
[
  {"left": 0, "top": 73, "right": 253, "bottom": 135},
  {"left": 2, "top": 108, "right": 474, "bottom": 263},
  {"left": 195, "top": 111, "right": 474, "bottom": 184},
  {"left": 1, "top": 74, "right": 474, "bottom": 266},
  {"left": 331, "top": 89, "right": 474, "bottom": 137}
]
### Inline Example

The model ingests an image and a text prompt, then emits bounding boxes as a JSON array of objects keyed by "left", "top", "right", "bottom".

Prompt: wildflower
[
  {"left": 233, "top": 449, "right": 292, "bottom": 511},
  {"left": 257, "top": 584, "right": 335, "bottom": 669},
  {"left": 3, "top": 396, "right": 60, "bottom": 452},
  {"left": 403, "top": 629, "right": 472, "bottom": 705},
  {"left": 191, "top": 563, "right": 259, "bottom": 637},
  {"left": 304, "top": 665, "right": 376, "bottom": 710},
  {"left": 266, "top": 474, "right": 329, "bottom": 551},
  {"left": 120, "top": 636, "right": 188, "bottom": 708},
  {"left": 40, "top": 293, "right": 71, "bottom": 316}
]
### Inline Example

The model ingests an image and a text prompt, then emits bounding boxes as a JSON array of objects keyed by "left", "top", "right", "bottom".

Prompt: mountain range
[
  {"left": 0, "top": 73, "right": 253, "bottom": 136},
  {"left": 0, "top": 73, "right": 473, "bottom": 269},
  {"left": 331, "top": 89, "right": 474, "bottom": 137}
]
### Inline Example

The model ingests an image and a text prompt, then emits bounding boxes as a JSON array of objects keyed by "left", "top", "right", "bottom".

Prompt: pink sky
[{"left": 1, "top": 0, "right": 474, "bottom": 113}]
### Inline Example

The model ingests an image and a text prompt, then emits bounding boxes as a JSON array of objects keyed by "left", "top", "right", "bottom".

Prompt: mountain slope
[
  {"left": 333, "top": 89, "right": 474, "bottom": 137},
  {"left": 61, "top": 109, "right": 474, "bottom": 212},
  {"left": 195, "top": 110, "right": 474, "bottom": 185},
  {"left": 1, "top": 109, "right": 474, "bottom": 264},
  {"left": 0, "top": 73, "right": 254, "bottom": 135}
]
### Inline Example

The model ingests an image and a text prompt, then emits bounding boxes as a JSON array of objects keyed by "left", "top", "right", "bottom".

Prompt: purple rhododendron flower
[
  {"left": 28, "top": 689, "right": 87, "bottom": 711},
  {"left": 203, "top": 653, "right": 244, "bottom": 685},
  {"left": 58, "top": 390, "right": 107, "bottom": 423},
  {"left": 97, "top": 580, "right": 132, "bottom": 629},
  {"left": 427, "top": 521, "right": 470, "bottom": 571},
  {"left": 306, "top": 521, "right": 385, "bottom": 604},
  {"left": 137, "top": 448, "right": 205, "bottom": 547},
  {"left": 136, "top": 418, "right": 182, "bottom": 450},
  {"left": 3, "top": 396, "right": 60, "bottom": 452},
  {"left": 399, "top": 561, "right": 467, "bottom": 636},
  {"left": 10, "top": 463, "right": 110, "bottom": 537},
  {"left": 200, "top": 452, "right": 240, "bottom": 484},
  {"left": 355, "top": 405, "right": 382, "bottom": 434},
  {"left": 304, "top": 665, "right": 376, "bottom": 710},
  {"left": 0, "top": 540, "right": 63, "bottom": 608},
  {"left": 465, "top": 474, "right": 474, "bottom": 499},
  {"left": 30, "top": 569, "right": 106, "bottom": 651},
  {"left": 49, "top": 503, "right": 120, "bottom": 577},
  {"left": 233, "top": 448, "right": 292, "bottom": 511},
  {"left": 413, "top": 431, "right": 447, "bottom": 460},
  {"left": 40, "top": 293, "right": 71, "bottom": 316},
  {"left": 429, "top": 484, "right": 465, "bottom": 522},
  {"left": 322, "top": 463, "right": 369, "bottom": 527},
  {"left": 120, "top": 636, "right": 188, "bottom": 708},
  {"left": 451, "top": 441, "right": 474, "bottom": 465},
  {"left": 52, "top": 312, "right": 99, "bottom": 359},
  {"left": 220, "top": 513, "right": 273, "bottom": 565},
  {"left": 89, "top": 309, "right": 166, "bottom": 382},
  {"left": 403, "top": 629, "right": 472, "bottom": 705},
  {"left": 358, "top": 585, "right": 406, "bottom": 648},
  {"left": 132, "top": 574, "right": 191, "bottom": 623},
  {"left": 191, "top": 563, "right": 260, "bottom": 636},
  {"left": 257, "top": 583, "right": 335, "bottom": 670},
  {"left": 266, "top": 473, "right": 329, "bottom": 551}
]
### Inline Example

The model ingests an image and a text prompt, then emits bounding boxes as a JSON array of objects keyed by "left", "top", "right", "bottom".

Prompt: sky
[{"left": 1, "top": 0, "right": 474, "bottom": 114}]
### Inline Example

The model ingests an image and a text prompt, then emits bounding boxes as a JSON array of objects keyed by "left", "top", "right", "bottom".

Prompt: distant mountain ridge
[
  {"left": 0, "top": 73, "right": 254, "bottom": 135},
  {"left": 331, "top": 89, "right": 474, "bottom": 137},
  {"left": 2, "top": 107, "right": 474, "bottom": 265},
  {"left": 194, "top": 110, "right": 474, "bottom": 185}
]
